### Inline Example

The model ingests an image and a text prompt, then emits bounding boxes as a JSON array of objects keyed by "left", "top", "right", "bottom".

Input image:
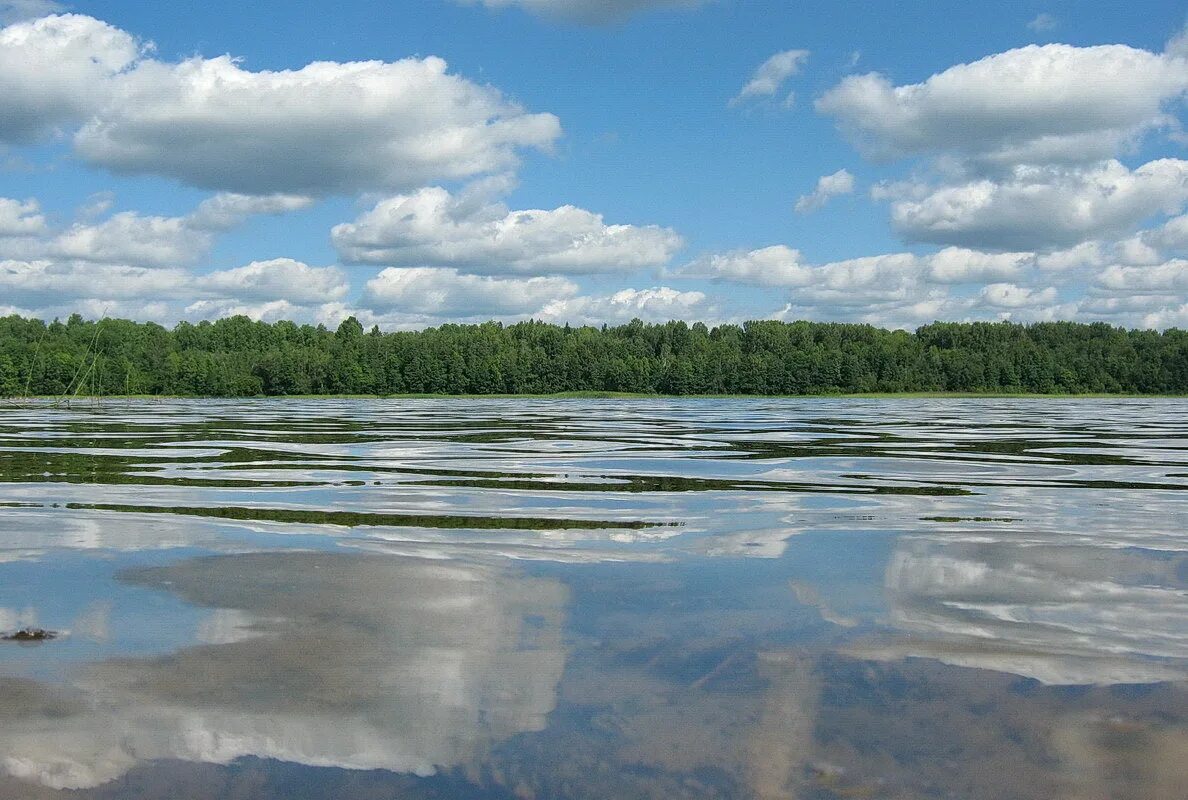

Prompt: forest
[{"left": 1, "top": 313, "right": 1186, "bottom": 397}]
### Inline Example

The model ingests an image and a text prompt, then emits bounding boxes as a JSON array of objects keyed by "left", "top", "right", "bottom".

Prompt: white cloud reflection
[{"left": 0, "top": 552, "right": 568, "bottom": 790}]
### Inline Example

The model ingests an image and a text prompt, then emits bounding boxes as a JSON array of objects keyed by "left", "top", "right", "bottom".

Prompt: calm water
[{"left": 0, "top": 398, "right": 1186, "bottom": 799}]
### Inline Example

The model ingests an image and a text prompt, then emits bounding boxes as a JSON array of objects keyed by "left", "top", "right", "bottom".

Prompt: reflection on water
[
  {"left": 0, "top": 554, "right": 565, "bottom": 790},
  {"left": 0, "top": 398, "right": 1186, "bottom": 799}
]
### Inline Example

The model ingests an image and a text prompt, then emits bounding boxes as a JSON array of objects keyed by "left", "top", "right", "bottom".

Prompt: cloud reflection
[
  {"left": 0, "top": 552, "right": 568, "bottom": 790},
  {"left": 856, "top": 538, "right": 1188, "bottom": 684}
]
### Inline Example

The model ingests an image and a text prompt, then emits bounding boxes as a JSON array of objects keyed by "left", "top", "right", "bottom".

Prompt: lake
[{"left": 0, "top": 398, "right": 1185, "bottom": 799}]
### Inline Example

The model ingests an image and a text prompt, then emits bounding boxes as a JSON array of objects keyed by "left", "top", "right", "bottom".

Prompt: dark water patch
[
  {"left": 1, "top": 628, "right": 57, "bottom": 643},
  {"left": 404, "top": 474, "right": 974, "bottom": 495},
  {"left": 64, "top": 502, "right": 671, "bottom": 531}
]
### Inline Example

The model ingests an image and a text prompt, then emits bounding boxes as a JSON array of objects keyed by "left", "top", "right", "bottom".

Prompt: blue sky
[{"left": 2, "top": 0, "right": 1188, "bottom": 329}]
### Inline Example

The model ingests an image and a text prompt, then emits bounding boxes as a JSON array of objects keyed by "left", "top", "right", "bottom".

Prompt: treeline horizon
[{"left": 1, "top": 313, "right": 1186, "bottom": 398}]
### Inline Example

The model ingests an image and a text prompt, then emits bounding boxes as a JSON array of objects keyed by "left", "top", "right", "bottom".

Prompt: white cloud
[
  {"left": 76, "top": 191, "right": 115, "bottom": 221},
  {"left": 361, "top": 267, "right": 577, "bottom": 315},
  {"left": 196, "top": 259, "right": 348, "bottom": 304},
  {"left": 0, "top": 14, "right": 141, "bottom": 144},
  {"left": 794, "top": 168, "right": 855, "bottom": 213},
  {"left": 1142, "top": 303, "right": 1188, "bottom": 328},
  {"left": 537, "top": 286, "right": 710, "bottom": 325},
  {"left": 787, "top": 254, "right": 925, "bottom": 306},
  {"left": 925, "top": 247, "right": 1030, "bottom": 282},
  {"left": 816, "top": 44, "right": 1188, "bottom": 165},
  {"left": 0, "top": 257, "right": 347, "bottom": 322},
  {"left": 1026, "top": 12, "right": 1057, "bottom": 32},
  {"left": 1167, "top": 24, "right": 1188, "bottom": 58},
  {"left": 1035, "top": 241, "right": 1105, "bottom": 272},
  {"left": 333, "top": 185, "right": 682, "bottom": 274},
  {"left": 887, "top": 159, "right": 1188, "bottom": 250},
  {"left": 458, "top": 0, "right": 704, "bottom": 24},
  {"left": 78, "top": 55, "right": 561, "bottom": 196},
  {"left": 0, "top": 197, "right": 46, "bottom": 236},
  {"left": 683, "top": 245, "right": 812, "bottom": 287},
  {"left": 1096, "top": 259, "right": 1188, "bottom": 293},
  {"left": 731, "top": 49, "right": 809, "bottom": 106},
  {"left": 0, "top": 192, "right": 316, "bottom": 269},
  {"left": 980, "top": 282, "right": 1057, "bottom": 308},
  {"left": 0, "top": 260, "right": 192, "bottom": 307},
  {"left": 685, "top": 245, "right": 1027, "bottom": 289},
  {"left": 774, "top": 292, "right": 977, "bottom": 330},
  {"left": 188, "top": 193, "right": 314, "bottom": 231},
  {"left": 1129, "top": 212, "right": 1188, "bottom": 256},
  {"left": 0, "top": 15, "right": 560, "bottom": 195},
  {"left": 1113, "top": 235, "right": 1163, "bottom": 266},
  {"left": 684, "top": 230, "right": 1188, "bottom": 329},
  {"left": 182, "top": 298, "right": 322, "bottom": 324},
  {"left": 50, "top": 212, "right": 209, "bottom": 268},
  {"left": 683, "top": 240, "right": 1188, "bottom": 328}
]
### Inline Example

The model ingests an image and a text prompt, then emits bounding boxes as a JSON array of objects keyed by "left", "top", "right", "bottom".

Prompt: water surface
[{"left": 0, "top": 398, "right": 1185, "bottom": 799}]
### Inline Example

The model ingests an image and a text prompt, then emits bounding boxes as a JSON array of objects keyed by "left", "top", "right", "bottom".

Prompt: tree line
[{"left": 1, "top": 313, "right": 1186, "bottom": 397}]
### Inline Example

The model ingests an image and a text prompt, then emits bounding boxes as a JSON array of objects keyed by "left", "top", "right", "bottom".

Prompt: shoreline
[{"left": 5, "top": 391, "right": 1187, "bottom": 401}]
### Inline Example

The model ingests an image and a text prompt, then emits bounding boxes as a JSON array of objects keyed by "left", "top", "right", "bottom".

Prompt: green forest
[{"left": 1, "top": 313, "right": 1187, "bottom": 397}]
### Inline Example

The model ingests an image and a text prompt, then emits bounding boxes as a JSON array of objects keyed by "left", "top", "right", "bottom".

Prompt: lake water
[{"left": 0, "top": 398, "right": 1185, "bottom": 799}]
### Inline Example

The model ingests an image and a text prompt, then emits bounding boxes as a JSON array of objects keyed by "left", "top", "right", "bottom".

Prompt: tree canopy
[{"left": 1, "top": 313, "right": 1186, "bottom": 397}]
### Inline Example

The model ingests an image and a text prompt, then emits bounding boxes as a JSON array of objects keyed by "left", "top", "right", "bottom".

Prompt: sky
[{"left": 1, "top": 0, "right": 1188, "bottom": 331}]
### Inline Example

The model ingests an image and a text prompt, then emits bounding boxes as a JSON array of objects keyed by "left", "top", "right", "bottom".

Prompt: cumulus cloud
[
  {"left": 196, "top": 258, "right": 348, "bottom": 303},
  {"left": 731, "top": 49, "right": 809, "bottom": 106},
  {"left": 49, "top": 212, "right": 209, "bottom": 268},
  {"left": 0, "top": 192, "right": 316, "bottom": 269},
  {"left": 1167, "top": 24, "right": 1188, "bottom": 59},
  {"left": 0, "top": 258, "right": 347, "bottom": 322},
  {"left": 682, "top": 245, "right": 812, "bottom": 287},
  {"left": 685, "top": 245, "right": 1028, "bottom": 289},
  {"left": 0, "top": 14, "right": 141, "bottom": 144},
  {"left": 333, "top": 185, "right": 682, "bottom": 274},
  {"left": 773, "top": 292, "right": 975, "bottom": 330},
  {"left": 794, "top": 169, "right": 855, "bottom": 213},
  {"left": 980, "top": 282, "right": 1057, "bottom": 308},
  {"left": 886, "top": 159, "right": 1188, "bottom": 250},
  {"left": 1035, "top": 241, "right": 1106, "bottom": 272},
  {"left": 1120, "top": 212, "right": 1188, "bottom": 260},
  {"left": 187, "top": 193, "right": 314, "bottom": 230},
  {"left": 458, "top": 0, "right": 704, "bottom": 24},
  {"left": 686, "top": 226, "right": 1188, "bottom": 328},
  {"left": 1141, "top": 303, "right": 1188, "bottom": 328},
  {"left": 816, "top": 44, "right": 1188, "bottom": 165},
  {"left": 537, "top": 286, "right": 711, "bottom": 325},
  {"left": 361, "top": 267, "right": 578, "bottom": 316},
  {"left": 0, "top": 198, "right": 46, "bottom": 236},
  {"left": 181, "top": 298, "right": 326, "bottom": 325},
  {"left": 0, "top": 260, "right": 193, "bottom": 308},
  {"left": 77, "top": 57, "right": 560, "bottom": 195},
  {"left": 0, "top": 14, "right": 561, "bottom": 195},
  {"left": 682, "top": 241, "right": 1169, "bottom": 328},
  {"left": 1096, "top": 259, "right": 1188, "bottom": 293}
]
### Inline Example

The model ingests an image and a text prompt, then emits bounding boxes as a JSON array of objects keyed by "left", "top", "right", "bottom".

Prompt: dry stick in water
[
  {"left": 54, "top": 317, "right": 105, "bottom": 408},
  {"left": 21, "top": 325, "right": 48, "bottom": 401}
]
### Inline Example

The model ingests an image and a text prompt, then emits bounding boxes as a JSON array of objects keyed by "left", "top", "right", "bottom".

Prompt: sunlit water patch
[{"left": 0, "top": 398, "right": 1185, "bottom": 799}]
